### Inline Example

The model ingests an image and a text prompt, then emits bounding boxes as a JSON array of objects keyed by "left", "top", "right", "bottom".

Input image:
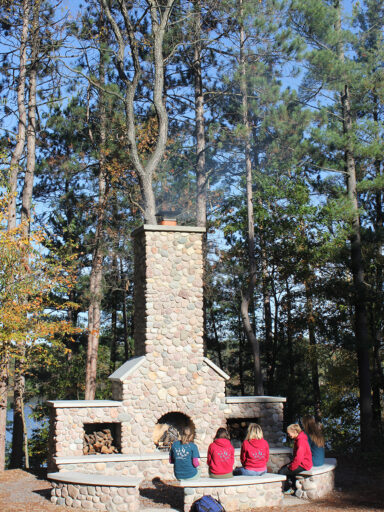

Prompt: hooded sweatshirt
[
  {"left": 207, "top": 438, "right": 235, "bottom": 475},
  {"left": 289, "top": 431, "right": 313, "bottom": 471},
  {"left": 240, "top": 438, "right": 269, "bottom": 471}
]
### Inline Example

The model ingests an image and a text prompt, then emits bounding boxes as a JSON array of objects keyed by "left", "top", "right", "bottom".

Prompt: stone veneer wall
[
  {"left": 295, "top": 465, "right": 336, "bottom": 499},
  {"left": 181, "top": 481, "right": 283, "bottom": 511},
  {"left": 224, "top": 398, "right": 285, "bottom": 447},
  {"left": 113, "top": 359, "right": 228, "bottom": 453},
  {"left": 47, "top": 402, "right": 123, "bottom": 465},
  {"left": 50, "top": 482, "right": 138, "bottom": 511}
]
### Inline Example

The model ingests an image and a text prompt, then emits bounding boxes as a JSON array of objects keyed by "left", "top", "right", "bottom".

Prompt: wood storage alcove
[
  {"left": 83, "top": 422, "right": 121, "bottom": 455},
  {"left": 153, "top": 412, "right": 195, "bottom": 451}
]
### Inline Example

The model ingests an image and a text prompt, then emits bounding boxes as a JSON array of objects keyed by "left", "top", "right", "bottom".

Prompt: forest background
[{"left": 0, "top": 0, "right": 383, "bottom": 473}]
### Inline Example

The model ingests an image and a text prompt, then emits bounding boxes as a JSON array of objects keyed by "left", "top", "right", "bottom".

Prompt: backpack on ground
[{"left": 190, "top": 495, "right": 225, "bottom": 512}]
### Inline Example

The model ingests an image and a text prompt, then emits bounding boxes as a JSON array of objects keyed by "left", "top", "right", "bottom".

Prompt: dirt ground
[{"left": 0, "top": 457, "right": 383, "bottom": 512}]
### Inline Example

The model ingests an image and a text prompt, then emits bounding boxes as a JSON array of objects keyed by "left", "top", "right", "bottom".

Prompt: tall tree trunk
[
  {"left": 193, "top": 0, "right": 207, "bottom": 228},
  {"left": 260, "top": 230, "right": 273, "bottom": 393},
  {"left": 238, "top": 311, "right": 245, "bottom": 396},
  {"left": 8, "top": 0, "right": 30, "bottom": 231},
  {"left": 239, "top": 0, "right": 263, "bottom": 395},
  {"left": 110, "top": 252, "right": 118, "bottom": 373},
  {"left": 0, "top": 354, "right": 9, "bottom": 471},
  {"left": 0, "top": 0, "right": 31, "bottom": 471},
  {"left": 305, "top": 277, "right": 321, "bottom": 420},
  {"left": 101, "top": 0, "right": 176, "bottom": 224},
  {"left": 120, "top": 260, "right": 131, "bottom": 361},
  {"left": 371, "top": 96, "right": 383, "bottom": 436},
  {"left": 335, "top": 1, "right": 373, "bottom": 449},
  {"left": 85, "top": 49, "right": 107, "bottom": 400},
  {"left": 10, "top": 0, "right": 40, "bottom": 468},
  {"left": 285, "top": 280, "right": 295, "bottom": 425}
]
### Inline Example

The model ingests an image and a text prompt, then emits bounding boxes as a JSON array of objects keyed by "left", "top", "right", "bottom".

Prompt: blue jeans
[{"left": 233, "top": 467, "right": 267, "bottom": 476}]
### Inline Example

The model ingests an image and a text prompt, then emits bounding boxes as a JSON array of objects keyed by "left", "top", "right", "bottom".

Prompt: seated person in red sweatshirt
[
  {"left": 278, "top": 423, "right": 313, "bottom": 494},
  {"left": 207, "top": 428, "right": 235, "bottom": 478},
  {"left": 233, "top": 423, "right": 269, "bottom": 476}
]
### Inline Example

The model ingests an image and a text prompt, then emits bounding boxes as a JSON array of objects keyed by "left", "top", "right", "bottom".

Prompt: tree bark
[
  {"left": 371, "top": 96, "right": 383, "bottom": 436},
  {"left": 259, "top": 229, "right": 274, "bottom": 393},
  {"left": 7, "top": 0, "right": 31, "bottom": 231},
  {"left": 238, "top": 311, "right": 245, "bottom": 396},
  {"left": 110, "top": 252, "right": 119, "bottom": 373},
  {"left": 305, "top": 276, "right": 322, "bottom": 420},
  {"left": 335, "top": 1, "right": 373, "bottom": 448},
  {"left": 285, "top": 280, "right": 295, "bottom": 425},
  {"left": 10, "top": 0, "right": 40, "bottom": 469},
  {"left": 85, "top": 47, "right": 108, "bottom": 400},
  {"left": 120, "top": 259, "right": 131, "bottom": 361},
  {"left": 0, "top": 354, "right": 9, "bottom": 471},
  {"left": 239, "top": 0, "right": 263, "bottom": 395},
  {"left": 100, "top": 0, "right": 176, "bottom": 224},
  {"left": 193, "top": 0, "right": 207, "bottom": 228},
  {"left": 1, "top": 0, "right": 30, "bottom": 470}
]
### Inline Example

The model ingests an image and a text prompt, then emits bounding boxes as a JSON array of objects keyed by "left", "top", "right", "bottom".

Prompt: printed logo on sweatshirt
[
  {"left": 250, "top": 449, "right": 264, "bottom": 460},
  {"left": 175, "top": 446, "right": 189, "bottom": 460},
  {"left": 218, "top": 449, "right": 231, "bottom": 461}
]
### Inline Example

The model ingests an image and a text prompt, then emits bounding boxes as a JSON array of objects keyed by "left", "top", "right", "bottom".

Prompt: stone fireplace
[{"left": 47, "top": 225, "right": 289, "bottom": 478}]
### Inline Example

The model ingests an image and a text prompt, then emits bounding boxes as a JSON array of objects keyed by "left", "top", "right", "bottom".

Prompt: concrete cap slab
[
  {"left": 175, "top": 473, "right": 286, "bottom": 488},
  {"left": 48, "top": 471, "right": 141, "bottom": 487},
  {"left": 109, "top": 356, "right": 146, "bottom": 382},
  {"left": 46, "top": 400, "right": 122, "bottom": 408}
]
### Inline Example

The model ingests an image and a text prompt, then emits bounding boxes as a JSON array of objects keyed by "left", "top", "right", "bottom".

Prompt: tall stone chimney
[{"left": 131, "top": 224, "right": 206, "bottom": 364}]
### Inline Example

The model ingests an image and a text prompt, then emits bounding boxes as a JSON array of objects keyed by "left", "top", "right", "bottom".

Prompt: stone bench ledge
[
  {"left": 175, "top": 473, "right": 286, "bottom": 488},
  {"left": 297, "top": 458, "right": 337, "bottom": 477},
  {"left": 48, "top": 471, "right": 141, "bottom": 487},
  {"left": 55, "top": 447, "right": 291, "bottom": 465}
]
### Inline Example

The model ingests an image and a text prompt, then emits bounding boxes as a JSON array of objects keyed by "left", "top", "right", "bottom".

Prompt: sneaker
[{"left": 283, "top": 488, "right": 295, "bottom": 495}]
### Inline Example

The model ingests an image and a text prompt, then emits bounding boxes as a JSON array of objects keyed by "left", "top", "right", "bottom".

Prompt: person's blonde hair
[
  {"left": 245, "top": 423, "right": 263, "bottom": 441},
  {"left": 287, "top": 423, "right": 302, "bottom": 435},
  {"left": 302, "top": 415, "right": 325, "bottom": 447},
  {"left": 180, "top": 426, "right": 194, "bottom": 444}
]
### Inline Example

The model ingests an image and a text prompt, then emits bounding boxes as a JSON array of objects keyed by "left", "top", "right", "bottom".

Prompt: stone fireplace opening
[
  {"left": 226, "top": 418, "right": 260, "bottom": 447},
  {"left": 83, "top": 422, "right": 121, "bottom": 455},
  {"left": 153, "top": 412, "right": 195, "bottom": 451}
]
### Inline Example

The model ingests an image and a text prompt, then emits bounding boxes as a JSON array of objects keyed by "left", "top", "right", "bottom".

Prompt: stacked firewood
[
  {"left": 83, "top": 428, "right": 119, "bottom": 455},
  {"left": 155, "top": 425, "right": 179, "bottom": 450}
]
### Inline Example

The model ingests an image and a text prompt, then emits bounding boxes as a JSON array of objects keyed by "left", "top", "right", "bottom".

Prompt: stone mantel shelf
[
  {"left": 225, "top": 396, "right": 287, "bottom": 403},
  {"left": 55, "top": 447, "right": 291, "bottom": 465},
  {"left": 47, "top": 400, "right": 123, "bottom": 408}
]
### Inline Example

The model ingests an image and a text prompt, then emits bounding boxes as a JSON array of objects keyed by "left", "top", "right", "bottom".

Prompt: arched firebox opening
[{"left": 153, "top": 412, "right": 195, "bottom": 451}]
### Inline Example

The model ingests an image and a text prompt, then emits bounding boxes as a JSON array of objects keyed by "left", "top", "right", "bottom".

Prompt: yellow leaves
[{"left": 0, "top": 190, "right": 80, "bottom": 357}]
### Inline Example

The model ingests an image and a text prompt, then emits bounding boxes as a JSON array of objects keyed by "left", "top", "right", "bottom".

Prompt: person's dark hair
[
  {"left": 214, "top": 427, "right": 230, "bottom": 440},
  {"left": 302, "top": 415, "right": 325, "bottom": 448}
]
